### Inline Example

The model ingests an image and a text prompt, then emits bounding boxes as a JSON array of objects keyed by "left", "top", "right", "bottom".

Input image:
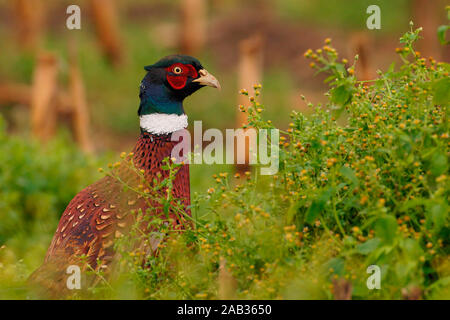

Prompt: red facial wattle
[
  {"left": 166, "top": 74, "right": 187, "bottom": 90},
  {"left": 166, "top": 63, "right": 198, "bottom": 90}
]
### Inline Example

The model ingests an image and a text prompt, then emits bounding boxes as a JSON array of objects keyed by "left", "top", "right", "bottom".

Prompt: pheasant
[{"left": 28, "top": 55, "right": 220, "bottom": 297}]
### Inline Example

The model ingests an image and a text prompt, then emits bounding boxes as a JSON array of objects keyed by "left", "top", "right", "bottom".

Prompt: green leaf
[
  {"left": 375, "top": 215, "right": 397, "bottom": 244},
  {"left": 305, "top": 200, "right": 324, "bottom": 224},
  {"left": 305, "top": 187, "right": 333, "bottom": 224},
  {"left": 430, "top": 151, "right": 448, "bottom": 176},
  {"left": 427, "top": 203, "right": 448, "bottom": 233},
  {"left": 286, "top": 198, "right": 304, "bottom": 224},
  {"left": 163, "top": 201, "right": 170, "bottom": 216},
  {"left": 437, "top": 25, "right": 449, "bottom": 45},
  {"left": 343, "top": 235, "right": 357, "bottom": 247},
  {"left": 399, "top": 238, "right": 422, "bottom": 259},
  {"left": 432, "top": 77, "right": 450, "bottom": 106},
  {"left": 356, "top": 238, "right": 381, "bottom": 255},
  {"left": 330, "top": 84, "right": 353, "bottom": 106},
  {"left": 335, "top": 63, "right": 346, "bottom": 75},
  {"left": 324, "top": 75, "right": 336, "bottom": 84},
  {"left": 326, "top": 257, "right": 345, "bottom": 276},
  {"left": 428, "top": 276, "right": 450, "bottom": 290},
  {"left": 339, "top": 166, "right": 358, "bottom": 186},
  {"left": 400, "top": 198, "right": 428, "bottom": 212},
  {"left": 388, "top": 62, "right": 395, "bottom": 73}
]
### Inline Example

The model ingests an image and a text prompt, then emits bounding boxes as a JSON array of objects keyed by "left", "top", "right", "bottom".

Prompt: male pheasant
[{"left": 29, "top": 55, "right": 220, "bottom": 297}]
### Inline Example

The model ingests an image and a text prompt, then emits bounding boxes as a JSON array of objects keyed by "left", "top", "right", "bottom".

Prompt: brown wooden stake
[
  {"left": 401, "top": 286, "right": 422, "bottom": 300},
  {"left": 0, "top": 82, "right": 31, "bottom": 106},
  {"left": 30, "top": 53, "right": 59, "bottom": 142},
  {"left": 68, "top": 40, "right": 95, "bottom": 153},
  {"left": 412, "top": 0, "right": 442, "bottom": 60},
  {"left": 332, "top": 278, "right": 352, "bottom": 300},
  {"left": 88, "top": 0, "right": 124, "bottom": 67},
  {"left": 180, "top": 0, "right": 206, "bottom": 55},
  {"left": 236, "top": 35, "right": 263, "bottom": 174},
  {"left": 11, "top": 0, "right": 44, "bottom": 51},
  {"left": 0, "top": 82, "right": 72, "bottom": 115},
  {"left": 218, "top": 258, "right": 237, "bottom": 300},
  {"left": 349, "top": 32, "right": 373, "bottom": 81}
]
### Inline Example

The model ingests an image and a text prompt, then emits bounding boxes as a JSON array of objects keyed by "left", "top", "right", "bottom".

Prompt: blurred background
[
  {"left": 0, "top": 0, "right": 448, "bottom": 294},
  {"left": 0, "top": 0, "right": 448, "bottom": 150}
]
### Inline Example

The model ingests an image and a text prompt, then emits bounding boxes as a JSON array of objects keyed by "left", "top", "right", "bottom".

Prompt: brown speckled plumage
[{"left": 29, "top": 131, "right": 190, "bottom": 297}]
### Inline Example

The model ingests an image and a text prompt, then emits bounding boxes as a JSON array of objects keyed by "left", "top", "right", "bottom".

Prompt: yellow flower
[{"left": 360, "top": 196, "right": 368, "bottom": 205}]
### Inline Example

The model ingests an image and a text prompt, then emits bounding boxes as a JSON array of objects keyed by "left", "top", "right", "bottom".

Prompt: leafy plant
[
  {"left": 437, "top": 6, "right": 450, "bottom": 45},
  {"left": 0, "top": 120, "right": 105, "bottom": 297},
  {"left": 92, "top": 25, "right": 449, "bottom": 300},
  {"left": 1, "top": 24, "right": 448, "bottom": 300}
]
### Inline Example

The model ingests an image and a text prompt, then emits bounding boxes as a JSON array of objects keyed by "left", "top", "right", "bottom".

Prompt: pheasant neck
[
  {"left": 130, "top": 131, "right": 191, "bottom": 215},
  {"left": 131, "top": 131, "right": 186, "bottom": 171}
]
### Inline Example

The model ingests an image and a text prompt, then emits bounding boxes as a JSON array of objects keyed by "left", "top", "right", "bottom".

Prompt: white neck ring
[{"left": 139, "top": 113, "right": 188, "bottom": 135}]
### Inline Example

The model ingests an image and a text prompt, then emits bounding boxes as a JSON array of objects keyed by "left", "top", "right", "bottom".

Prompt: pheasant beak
[{"left": 193, "top": 69, "right": 221, "bottom": 90}]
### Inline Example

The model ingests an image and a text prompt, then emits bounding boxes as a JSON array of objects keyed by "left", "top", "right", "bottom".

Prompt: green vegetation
[
  {"left": 0, "top": 8, "right": 448, "bottom": 298},
  {"left": 111, "top": 27, "right": 448, "bottom": 300},
  {"left": 0, "top": 23, "right": 294, "bottom": 137},
  {"left": 37, "top": 26, "right": 448, "bottom": 300},
  {"left": 276, "top": 0, "right": 410, "bottom": 32},
  {"left": 0, "top": 120, "right": 106, "bottom": 298}
]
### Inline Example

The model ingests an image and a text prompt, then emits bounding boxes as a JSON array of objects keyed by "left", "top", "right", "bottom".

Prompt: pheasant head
[{"left": 138, "top": 55, "right": 220, "bottom": 135}]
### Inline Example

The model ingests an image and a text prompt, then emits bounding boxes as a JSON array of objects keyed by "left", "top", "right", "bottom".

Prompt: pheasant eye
[{"left": 173, "top": 66, "right": 183, "bottom": 74}]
